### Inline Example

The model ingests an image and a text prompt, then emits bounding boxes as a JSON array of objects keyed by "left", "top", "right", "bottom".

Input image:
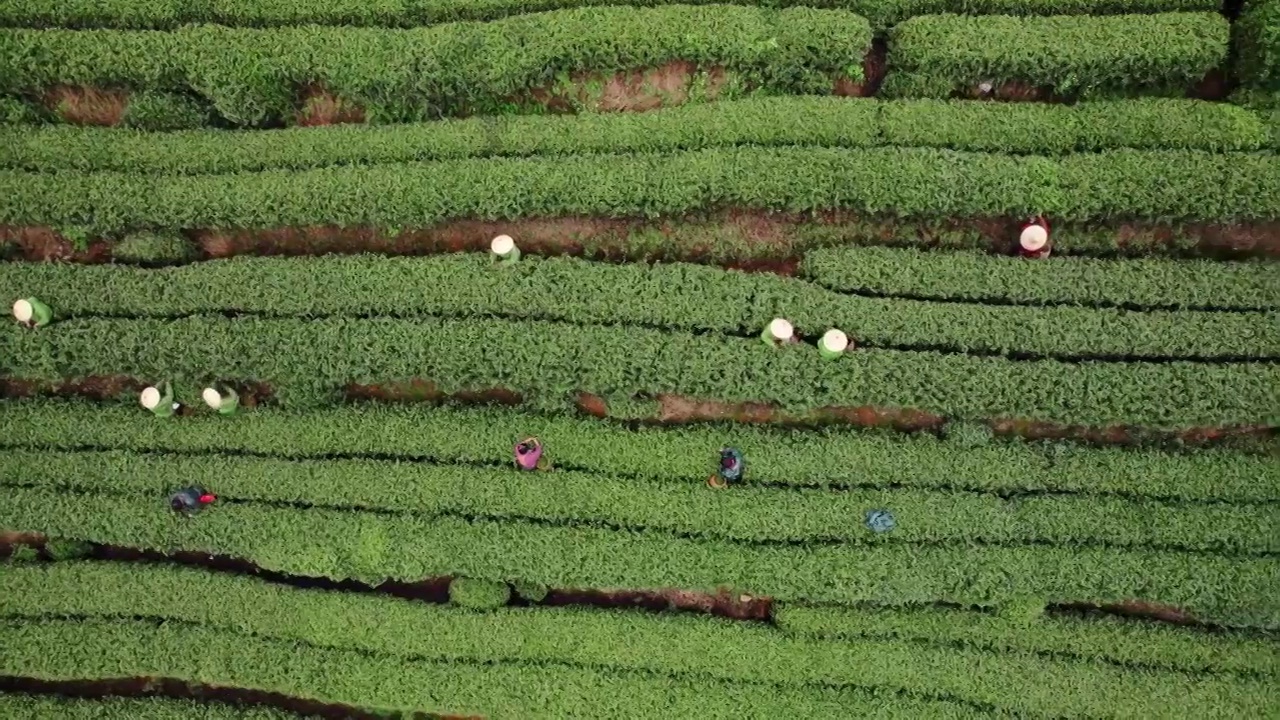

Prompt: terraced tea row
[
  {"left": 0, "top": 695, "right": 300, "bottom": 720},
  {"left": 0, "top": 8, "right": 873, "bottom": 125},
  {"left": 7, "top": 254, "right": 1276, "bottom": 360},
  {"left": 7, "top": 96, "right": 1273, "bottom": 169},
  {"left": 5, "top": 448, "right": 1273, "bottom": 552},
  {"left": 5, "top": 402, "right": 1272, "bottom": 502},
  {"left": 5, "top": 149, "right": 1277, "bottom": 236},
  {"left": 0, "top": 562, "right": 1274, "bottom": 718},
  {"left": 4, "top": 484, "right": 1275, "bottom": 625},
  {"left": 5, "top": 314, "right": 1277, "bottom": 425},
  {"left": 0, "top": 0, "right": 1219, "bottom": 30},
  {"left": 800, "top": 246, "right": 1279, "bottom": 311},
  {"left": 881, "top": 12, "right": 1227, "bottom": 98}
]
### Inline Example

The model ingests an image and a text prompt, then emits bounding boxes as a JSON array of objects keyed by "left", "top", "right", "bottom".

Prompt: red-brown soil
[
  {"left": 963, "top": 79, "right": 1056, "bottom": 102},
  {"left": 43, "top": 85, "right": 129, "bottom": 126},
  {"left": 11, "top": 214, "right": 1278, "bottom": 268},
  {"left": 543, "top": 586, "right": 773, "bottom": 621},
  {"left": 5, "top": 376, "right": 1271, "bottom": 449},
  {"left": 294, "top": 84, "right": 366, "bottom": 126},
  {"left": 832, "top": 39, "right": 888, "bottom": 98},
  {"left": 531, "top": 61, "right": 732, "bottom": 113},
  {"left": 0, "top": 376, "right": 273, "bottom": 412}
]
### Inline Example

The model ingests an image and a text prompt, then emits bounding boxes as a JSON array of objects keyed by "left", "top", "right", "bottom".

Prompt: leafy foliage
[
  {"left": 109, "top": 230, "right": 196, "bottom": 264},
  {"left": 2, "top": 148, "right": 1278, "bottom": 234},
  {"left": 772, "top": 603, "right": 1278, "bottom": 676},
  {"left": 3, "top": 314, "right": 1277, "bottom": 424},
  {"left": 120, "top": 91, "right": 211, "bottom": 130},
  {"left": 0, "top": 695, "right": 299, "bottom": 720},
  {"left": 0, "top": 619, "right": 988, "bottom": 720},
  {"left": 0, "top": 8, "right": 872, "bottom": 124},
  {"left": 2, "top": 401, "right": 1275, "bottom": 503},
  {"left": 801, "top": 244, "right": 1280, "bottom": 311},
  {"left": 0, "top": 0, "right": 1219, "bottom": 30},
  {"left": 1236, "top": 0, "right": 1280, "bottom": 90},
  {"left": 0, "top": 484, "right": 1275, "bottom": 619},
  {"left": 1, "top": 97, "right": 1269, "bottom": 171},
  {"left": 882, "top": 12, "right": 1228, "bottom": 97},
  {"left": 6, "top": 448, "right": 1274, "bottom": 552},
  {"left": 0, "top": 562, "right": 1274, "bottom": 717},
  {"left": 4, "top": 254, "right": 1276, "bottom": 361},
  {"left": 449, "top": 577, "right": 513, "bottom": 609}
]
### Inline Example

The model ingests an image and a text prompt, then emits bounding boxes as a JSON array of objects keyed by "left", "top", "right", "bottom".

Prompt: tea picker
[
  {"left": 514, "top": 436, "right": 551, "bottom": 470},
  {"left": 140, "top": 381, "right": 181, "bottom": 418},
  {"left": 202, "top": 385, "right": 240, "bottom": 415},
  {"left": 491, "top": 235, "right": 520, "bottom": 265},
  {"left": 12, "top": 297, "right": 53, "bottom": 328},
  {"left": 1018, "top": 216, "right": 1051, "bottom": 259},
  {"left": 708, "top": 447, "right": 744, "bottom": 489},
  {"left": 170, "top": 486, "right": 216, "bottom": 516},
  {"left": 760, "top": 318, "right": 797, "bottom": 348},
  {"left": 818, "top": 328, "right": 850, "bottom": 359},
  {"left": 866, "top": 509, "right": 896, "bottom": 533}
]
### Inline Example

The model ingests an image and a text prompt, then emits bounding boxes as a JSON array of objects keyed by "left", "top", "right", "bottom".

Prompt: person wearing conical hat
[
  {"left": 12, "top": 298, "right": 53, "bottom": 328},
  {"left": 760, "top": 317, "right": 798, "bottom": 348},
  {"left": 818, "top": 328, "right": 851, "bottom": 359},
  {"left": 1018, "top": 217, "right": 1051, "bottom": 259},
  {"left": 491, "top": 234, "right": 520, "bottom": 265},
  {"left": 140, "top": 381, "right": 180, "bottom": 418},
  {"left": 202, "top": 385, "right": 239, "bottom": 415}
]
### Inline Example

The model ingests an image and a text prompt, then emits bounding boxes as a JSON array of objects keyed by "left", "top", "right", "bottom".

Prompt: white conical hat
[
  {"left": 12, "top": 299, "right": 32, "bottom": 322},
  {"left": 768, "top": 318, "right": 794, "bottom": 340},
  {"left": 821, "top": 328, "right": 849, "bottom": 352},
  {"left": 490, "top": 234, "right": 515, "bottom": 255},
  {"left": 202, "top": 387, "right": 222, "bottom": 409},
  {"left": 139, "top": 386, "right": 161, "bottom": 409},
  {"left": 1020, "top": 224, "right": 1048, "bottom": 251}
]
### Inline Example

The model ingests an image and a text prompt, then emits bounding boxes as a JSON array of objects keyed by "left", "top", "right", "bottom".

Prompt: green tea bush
[
  {"left": 1236, "top": 0, "right": 1280, "bottom": 90},
  {"left": 4, "top": 401, "right": 1275, "bottom": 502},
  {"left": 42, "top": 537, "right": 93, "bottom": 560},
  {"left": 5, "top": 254, "right": 1275, "bottom": 361},
  {"left": 0, "top": 8, "right": 872, "bottom": 125},
  {"left": 449, "top": 577, "right": 513, "bottom": 609},
  {"left": 512, "top": 579, "right": 550, "bottom": 602},
  {"left": 2, "top": 488, "right": 1276, "bottom": 625},
  {"left": 0, "top": 97, "right": 1268, "bottom": 174},
  {"left": 110, "top": 230, "right": 196, "bottom": 264},
  {"left": 0, "top": 695, "right": 300, "bottom": 720},
  {"left": 3, "top": 314, "right": 1276, "bottom": 425},
  {"left": 9, "top": 447, "right": 1275, "bottom": 552},
  {"left": 800, "top": 245, "right": 1280, "bottom": 311},
  {"left": 120, "top": 91, "right": 210, "bottom": 130},
  {"left": 0, "top": 0, "right": 1217, "bottom": 30},
  {"left": 882, "top": 12, "right": 1229, "bottom": 97},
  {"left": 2, "top": 148, "right": 1277, "bottom": 232}
]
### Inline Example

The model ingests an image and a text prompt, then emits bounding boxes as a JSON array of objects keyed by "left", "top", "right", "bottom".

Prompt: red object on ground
[
  {"left": 199, "top": 494, "right": 216, "bottom": 504},
  {"left": 1018, "top": 217, "right": 1052, "bottom": 259}
]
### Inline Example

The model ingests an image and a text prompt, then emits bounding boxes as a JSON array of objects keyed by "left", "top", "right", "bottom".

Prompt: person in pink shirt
[{"left": 514, "top": 437, "right": 550, "bottom": 471}]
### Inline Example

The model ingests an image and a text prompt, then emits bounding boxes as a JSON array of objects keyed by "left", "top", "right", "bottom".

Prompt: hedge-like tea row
[
  {"left": 3, "top": 485, "right": 1276, "bottom": 625},
  {"left": 772, "top": 603, "right": 1278, "bottom": 676},
  {"left": 1, "top": 563, "right": 1272, "bottom": 717},
  {"left": 882, "top": 12, "right": 1229, "bottom": 98},
  {"left": 2, "top": 97, "right": 1270, "bottom": 172},
  {"left": 0, "top": 618, "right": 979, "bottom": 720},
  {"left": 0, "top": 8, "right": 871, "bottom": 125},
  {"left": 8, "top": 448, "right": 1273, "bottom": 552},
  {"left": 4, "top": 316, "right": 1277, "bottom": 425},
  {"left": 0, "top": 0, "right": 1219, "bottom": 30},
  {"left": 1236, "top": 0, "right": 1280, "bottom": 90},
  {"left": 6, "top": 254, "right": 1276, "bottom": 360},
  {"left": 0, "top": 695, "right": 299, "bottom": 720},
  {"left": 3, "top": 148, "right": 1279, "bottom": 231},
  {"left": 800, "top": 245, "right": 1280, "bottom": 311},
  {"left": 5, "top": 402, "right": 1273, "bottom": 502}
]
